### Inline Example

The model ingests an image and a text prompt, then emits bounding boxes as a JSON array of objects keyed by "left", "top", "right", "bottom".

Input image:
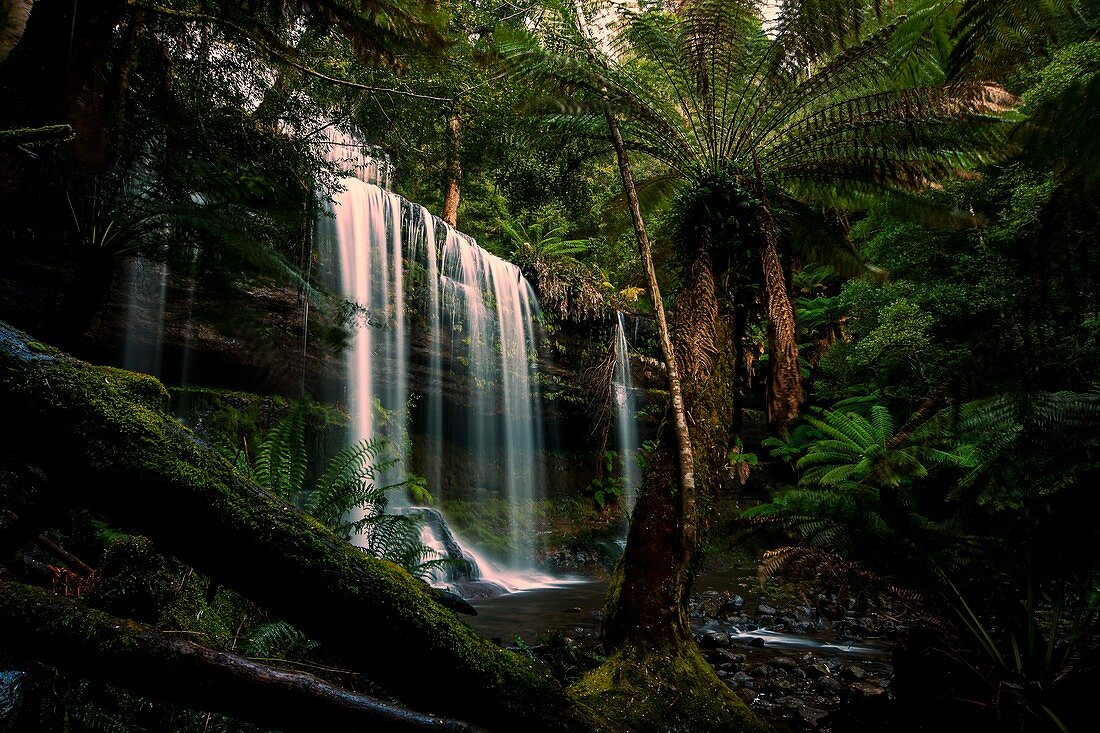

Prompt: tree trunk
[
  {"left": 578, "top": 107, "right": 764, "bottom": 733},
  {"left": 440, "top": 106, "right": 462, "bottom": 227},
  {"left": 0, "top": 0, "right": 126, "bottom": 176},
  {"left": 0, "top": 577, "right": 481, "bottom": 733},
  {"left": 755, "top": 183, "right": 802, "bottom": 433},
  {"left": 601, "top": 106, "right": 696, "bottom": 642},
  {"left": 0, "top": 321, "right": 583, "bottom": 733}
]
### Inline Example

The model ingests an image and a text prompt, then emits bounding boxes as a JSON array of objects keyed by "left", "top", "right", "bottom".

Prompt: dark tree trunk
[
  {"left": 600, "top": 106, "right": 696, "bottom": 646},
  {"left": 0, "top": 0, "right": 127, "bottom": 169},
  {"left": 0, "top": 321, "right": 583, "bottom": 733},
  {"left": 0, "top": 578, "right": 481, "bottom": 733}
]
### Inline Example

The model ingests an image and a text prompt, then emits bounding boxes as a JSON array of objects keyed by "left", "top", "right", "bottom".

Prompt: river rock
[
  {"left": 717, "top": 595, "right": 745, "bottom": 616},
  {"left": 798, "top": 706, "right": 829, "bottom": 727},
  {"left": 840, "top": 664, "right": 866, "bottom": 681},
  {"left": 757, "top": 604, "right": 778, "bottom": 616},
  {"left": 772, "top": 656, "right": 799, "bottom": 670},
  {"left": 700, "top": 631, "right": 732, "bottom": 649},
  {"left": 744, "top": 636, "right": 766, "bottom": 647},
  {"left": 753, "top": 664, "right": 776, "bottom": 678},
  {"left": 776, "top": 695, "right": 805, "bottom": 710},
  {"left": 850, "top": 682, "right": 887, "bottom": 697},
  {"left": 736, "top": 688, "right": 759, "bottom": 705},
  {"left": 708, "top": 649, "right": 744, "bottom": 664}
]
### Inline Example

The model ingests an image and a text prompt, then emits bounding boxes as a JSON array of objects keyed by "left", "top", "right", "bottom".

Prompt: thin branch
[{"left": 128, "top": 2, "right": 454, "bottom": 103}]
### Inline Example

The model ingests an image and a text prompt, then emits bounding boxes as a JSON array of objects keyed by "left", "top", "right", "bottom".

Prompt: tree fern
[{"left": 502, "top": 0, "right": 1015, "bottom": 429}]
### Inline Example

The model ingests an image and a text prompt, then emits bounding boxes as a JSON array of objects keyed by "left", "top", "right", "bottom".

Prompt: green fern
[
  {"left": 242, "top": 620, "right": 317, "bottom": 658},
  {"left": 225, "top": 402, "right": 442, "bottom": 579}
]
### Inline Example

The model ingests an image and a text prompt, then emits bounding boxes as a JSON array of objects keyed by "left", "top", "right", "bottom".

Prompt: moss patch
[{"left": 569, "top": 641, "right": 770, "bottom": 733}]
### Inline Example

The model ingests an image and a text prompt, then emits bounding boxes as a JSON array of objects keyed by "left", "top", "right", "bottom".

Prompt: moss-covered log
[
  {"left": 0, "top": 576, "right": 480, "bottom": 732},
  {"left": 0, "top": 322, "right": 584, "bottom": 733}
]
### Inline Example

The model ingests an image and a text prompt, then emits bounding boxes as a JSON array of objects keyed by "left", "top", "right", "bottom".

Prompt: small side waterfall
[
  {"left": 612, "top": 312, "right": 640, "bottom": 508},
  {"left": 121, "top": 256, "right": 168, "bottom": 376},
  {"left": 319, "top": 138, "right": 549, "bottom": 578}
]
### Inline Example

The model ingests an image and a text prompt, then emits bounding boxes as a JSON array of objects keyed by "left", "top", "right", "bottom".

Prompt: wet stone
[
  {"left": 850, "top": 682, "right": 887, "bottom": 697},
  {"left": 798, "top": 706, "right": 829, "bottom": 727},
  {"left": 840, "top": 664, "right": 866, "bottom": 681},
  {"left": 700, "top": 630, "right": 732, "bottom": 649},
  {"left": 776, "top": 695, "right": 805, "bottom": 710},
  {"left": 737, "top": 689, "right": 759, "bottom": 705}
]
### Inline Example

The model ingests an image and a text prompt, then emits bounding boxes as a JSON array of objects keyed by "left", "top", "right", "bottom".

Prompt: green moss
[
  {"left": 569, "top": 642, "right": 769, "bottom": 733},
  {"left": 25, "top": 341, "right": 57, "bottom": 355}
]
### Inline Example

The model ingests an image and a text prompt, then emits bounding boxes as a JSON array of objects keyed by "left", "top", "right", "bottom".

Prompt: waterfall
[
  {"left": 121, "top": 255, "right": 168, "bottom": 376},
  {"left": 612, "top": 312, "right": 640, "bottom": 509},
  {"left": 319, "top": 142, "right": 549, "bottom": 576}
]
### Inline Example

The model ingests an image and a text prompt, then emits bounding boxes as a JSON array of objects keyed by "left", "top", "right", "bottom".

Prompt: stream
[
  {"left": 467, "top": 569, "right": 890, "bottom": 661},
  {"left": 465, "top": 568, "right": 895, "bottom": 730}
]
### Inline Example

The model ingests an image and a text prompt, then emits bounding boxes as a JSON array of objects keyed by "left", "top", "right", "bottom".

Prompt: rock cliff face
[{"left": 23, "top": 249, "right": 661, "bottom": 503}]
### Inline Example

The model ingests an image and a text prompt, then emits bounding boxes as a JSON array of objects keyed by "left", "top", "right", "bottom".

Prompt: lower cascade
[{"left": 318, "top": 141, "right": 553, "bottom": 590}]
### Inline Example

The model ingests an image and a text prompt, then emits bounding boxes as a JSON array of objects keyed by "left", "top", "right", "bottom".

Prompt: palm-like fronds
[
  {"left": 501, "top": 218, "right": 608, "bottom": 321},
  {"left": 929, "top": 390, "right": 1100, "bottom": 507},
  {"left": 746, "top": 398, "right": 973, "bottom": 563},
  {"left": 225, "top": 403, "right": 441, "bottom": 578},
  {"left": 503, "top": 0, "right": 1016, "bottom": 429},
  {"left": 508, "top": 1, "right": 1014, "bottom": 204},
  {"left": 242, "top": 620, "right": 318, "bottom": 658},
  {"left": 304, "top": 436, "right": 395, "bottom": 528},
  {"left": 947, "top": 0, "right": 1079, "bottom": 78}
]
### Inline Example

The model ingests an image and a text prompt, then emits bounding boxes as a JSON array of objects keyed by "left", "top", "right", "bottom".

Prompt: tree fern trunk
[
  {"left": 0, "top": 0, "right": 34, "bottom": 64},
  {"left": 755, "top": 188, "right": 802, "bottom": 433}
]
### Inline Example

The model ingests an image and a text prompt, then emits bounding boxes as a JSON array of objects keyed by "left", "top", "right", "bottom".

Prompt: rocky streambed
[
  {"left": 690, "top": 589, "right": 897, "bottom": 731},
  {"left": 470, "top": 573, "right": 901, "bottom": 732}
]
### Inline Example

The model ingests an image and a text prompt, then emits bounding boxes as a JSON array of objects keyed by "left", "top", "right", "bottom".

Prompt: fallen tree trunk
[
  {"left": 0, "top": 322, "right": 584, "bottom": 733},
  {"left": 0, "top": 576, "right": 480, "bottom": 732}
]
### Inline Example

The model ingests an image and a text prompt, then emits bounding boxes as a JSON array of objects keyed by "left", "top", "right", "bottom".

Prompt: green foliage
[
  {"left": 229, "top": 402, "right": 441, "bottom": 579},
  {"left": 748, "top": 399, "right": 973, "bottom": 559},
  {"left": 503, "top": 217, "right": 610, "bottom": 321},
  {"left": 586, "top": 450, "right": 625, "bottom": 509}
]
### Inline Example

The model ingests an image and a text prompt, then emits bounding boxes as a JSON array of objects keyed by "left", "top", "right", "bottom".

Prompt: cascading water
[
  {"left": 121, "top": 255, "right": 168, "bottom": 376},
  {"left": 319, "top": 135, "right": 551, "bottom": 581},
  {"left": 612, "top": 312, "right": 640, "bottom": 509}
]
